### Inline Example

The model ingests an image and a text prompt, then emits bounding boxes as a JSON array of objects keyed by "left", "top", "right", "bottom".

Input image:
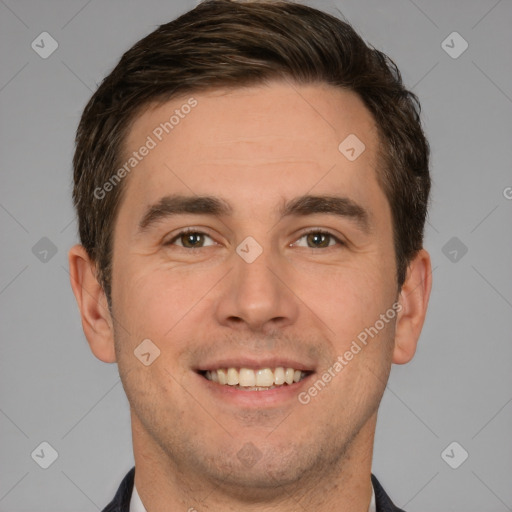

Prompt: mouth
[{"left": 198, "top": 366, "right": 313, "bottom": 391}]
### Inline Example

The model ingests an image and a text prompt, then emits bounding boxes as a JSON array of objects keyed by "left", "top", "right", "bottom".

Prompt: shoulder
[
  {"left": 371, "top": 473, "right": 407, "bottom": 512},
  {"left": 101, "top": 466, "right": 135, "bottom": 512}
]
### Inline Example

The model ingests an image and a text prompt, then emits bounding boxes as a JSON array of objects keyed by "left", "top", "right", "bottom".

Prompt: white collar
[
  {"left": 130, "top": 481, "right": 147, "bottom": 512},
  {"left": 130, "top": 479, "right": 376, "bottom": 511}
]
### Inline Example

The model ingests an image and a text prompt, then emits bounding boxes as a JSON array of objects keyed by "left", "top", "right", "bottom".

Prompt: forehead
[{"left": 119, "top": 81, "right": 385, "bottom": 221}]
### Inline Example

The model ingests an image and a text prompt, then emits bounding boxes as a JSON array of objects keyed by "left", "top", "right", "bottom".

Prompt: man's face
[{"left": 110, "top": 81, "right": 399, "bottom": 491}]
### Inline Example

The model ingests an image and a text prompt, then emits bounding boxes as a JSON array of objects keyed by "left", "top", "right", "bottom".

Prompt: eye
[
  {"left": 292, "top": 229, "right": 344, "bottom": 249},
  {"left": 165, "top": 229, "right": 216, "bottom": 249}
]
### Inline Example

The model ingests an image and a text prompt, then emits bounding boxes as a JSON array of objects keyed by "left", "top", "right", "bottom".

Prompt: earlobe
[
  {"left": 392, "top": 249, "right": 432, "bottom": 365},
  {"left": 68, "top": 244, "right": 117, "bottom": 363}
]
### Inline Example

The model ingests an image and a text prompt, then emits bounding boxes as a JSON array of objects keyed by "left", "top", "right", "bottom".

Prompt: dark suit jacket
[{"left": 102, "top": 466, "right": 406, "bottom": 512}]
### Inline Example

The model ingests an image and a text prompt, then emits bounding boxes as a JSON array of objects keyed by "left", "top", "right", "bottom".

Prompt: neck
[{"left": 131, "top": 410, "right": 376, "bottom": 512}]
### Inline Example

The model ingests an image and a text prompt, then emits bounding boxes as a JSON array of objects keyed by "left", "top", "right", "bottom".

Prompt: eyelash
[{"left": 165, "top": 227, "right": 345, "bottom": 250}]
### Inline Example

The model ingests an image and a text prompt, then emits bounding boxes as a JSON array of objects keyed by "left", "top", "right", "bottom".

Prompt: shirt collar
[
  {"left": 131, "top": 479, "right": 376, "bottom": 512},
  {"left": 130, "top": 481, "right": 147, "bottom": 512}
]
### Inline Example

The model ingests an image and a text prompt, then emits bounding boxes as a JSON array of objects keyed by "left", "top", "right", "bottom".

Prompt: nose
[{"left": 214, "top": 242, "right": 300, "bottom": 334}]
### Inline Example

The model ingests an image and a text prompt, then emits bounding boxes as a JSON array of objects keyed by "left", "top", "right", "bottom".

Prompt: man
[{"left": 68, "top": 0, "right": 432, "bottom": 510}]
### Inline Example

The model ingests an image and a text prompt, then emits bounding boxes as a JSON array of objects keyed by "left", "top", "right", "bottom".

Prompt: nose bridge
[{"left": 215, "top": 234, "right": 299, "bottom": 331}]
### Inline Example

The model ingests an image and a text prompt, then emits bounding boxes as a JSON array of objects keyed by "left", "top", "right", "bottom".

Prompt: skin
[{"left": 69, "top": 81, "right": 432, "bottom": 511}]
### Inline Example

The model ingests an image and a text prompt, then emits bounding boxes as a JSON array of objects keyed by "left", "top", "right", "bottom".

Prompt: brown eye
[
  {"left": 166, "top": 230, "right": 215, "bottom": 248},
  {"left": 293, "top": 230, "right": 344, "bottom": 249},
  {"left": 306, "top": 232, "right": 331, "bottom": 248},
  {"left": 180, "top": 232, "right": 204, "bottom": 248}
]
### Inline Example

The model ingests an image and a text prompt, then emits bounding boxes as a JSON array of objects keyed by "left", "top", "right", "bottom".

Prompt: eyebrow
[{"left": 137, "top": 193, "right": 371, "bottom": 234}]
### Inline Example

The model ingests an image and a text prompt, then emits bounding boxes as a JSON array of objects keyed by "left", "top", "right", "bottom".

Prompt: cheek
[
  {"left": 118, "top": 275, "right": 182, "bottom": 340},
  {"left": 311, "top": 266, "right": 397, "bottom": 409},
  {"left": 112, "top": 260, "right": 223, "bottom": 351},
  {"left": 298, "top": 260, "right": 395, "bottom": 341}
]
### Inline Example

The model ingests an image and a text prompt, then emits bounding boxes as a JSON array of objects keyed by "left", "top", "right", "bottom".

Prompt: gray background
[{"left": 1, "top": 0, "right": 511, "bottom": 510}]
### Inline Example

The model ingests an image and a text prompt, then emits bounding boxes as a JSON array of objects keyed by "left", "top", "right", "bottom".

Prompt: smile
[{"left": 201, "top": 367, "right": 311, "bottom": 390}]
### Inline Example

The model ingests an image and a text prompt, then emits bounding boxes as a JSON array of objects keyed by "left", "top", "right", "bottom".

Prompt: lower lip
[{"left": 195, "top": 372, "right": 314, "bottom": 407}]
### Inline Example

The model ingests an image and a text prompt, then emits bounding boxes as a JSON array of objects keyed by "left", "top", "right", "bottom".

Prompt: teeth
[
  {"left": 227, "top": 368, "right": 239, "bottom": 386},
  {"left": 217, "top": 368, "right": 227, "bottom": 385},
  {"left": 239, "top": 368, "right": 256, "bottom": 387},
  {"left": 256, "top": 368, "right": 274, "bottom": 387},
  {"left": 204, "top": 366, "right": 309, "bottom": 388},
  {"left": 274, "top": 367, "right": 285, "bottom": 385}
]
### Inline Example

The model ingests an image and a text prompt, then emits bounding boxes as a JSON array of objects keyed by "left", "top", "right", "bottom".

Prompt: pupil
[
  {"left": 185, "top": 233, "right": 201, "bottom": 247},
  {"left": 309, "top": 233, "right": 327, "bottom": 247}
]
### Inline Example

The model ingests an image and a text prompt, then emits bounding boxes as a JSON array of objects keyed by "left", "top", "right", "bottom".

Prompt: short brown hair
[{"left": 73, "top": 0, "right": 430, "bottom": 304}]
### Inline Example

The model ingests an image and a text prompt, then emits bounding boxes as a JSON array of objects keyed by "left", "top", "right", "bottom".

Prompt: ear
[
  {"left": 392, "top": 249, "right": 432, "bottom": 365},
  {"left": 68, "top": 244, "right": 116, "bottom": 363}
]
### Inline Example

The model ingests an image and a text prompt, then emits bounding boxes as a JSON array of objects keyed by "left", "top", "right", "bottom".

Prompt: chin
[{"left": 194, "top": 438, "right": 335, "bottom": 498}]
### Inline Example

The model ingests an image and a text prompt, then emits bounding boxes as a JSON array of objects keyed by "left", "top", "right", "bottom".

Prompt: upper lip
[{"left": 195, "top": 356, "right": 316, "bottom": 373}]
